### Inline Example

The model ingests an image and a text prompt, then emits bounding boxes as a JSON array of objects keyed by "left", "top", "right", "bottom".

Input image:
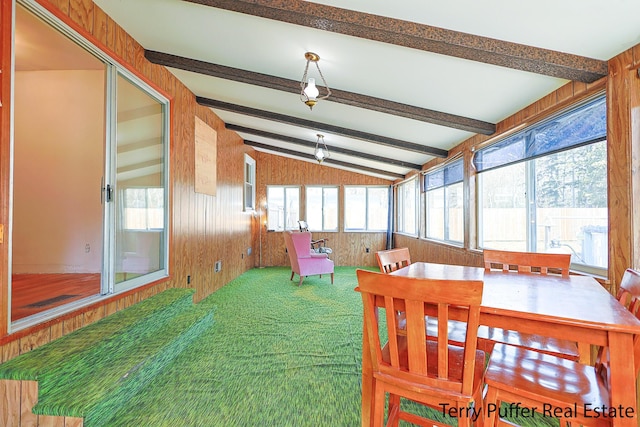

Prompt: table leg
[{"left": 608, "top": 332, "right": 638, "bottom": 427}]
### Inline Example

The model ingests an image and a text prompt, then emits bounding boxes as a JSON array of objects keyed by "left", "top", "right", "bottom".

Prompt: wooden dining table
[{"left": 359, "top": 262, "right": 640, "bottom": 427}]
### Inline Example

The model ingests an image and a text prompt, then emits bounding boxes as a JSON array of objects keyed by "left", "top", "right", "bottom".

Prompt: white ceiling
[{"left": 94, "top": 0, "right": 640, "bottom": 180}]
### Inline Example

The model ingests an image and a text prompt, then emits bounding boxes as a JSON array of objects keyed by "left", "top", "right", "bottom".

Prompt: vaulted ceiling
[{"left": 95, "top": 0, "right": 640, "bottom": 180}]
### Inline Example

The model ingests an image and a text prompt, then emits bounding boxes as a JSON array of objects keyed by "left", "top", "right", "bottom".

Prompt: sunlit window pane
[
  {"left": 479, "top": 162, "right": 527, "bottom": 251},
  {"left": 267, "top": 186, "right": 300, "bottom": 231},
  {"left": 345, "top": 186, "right": 388, "bottom": 231},
  {"left": 306, "top": 187, "right": 338, "bottom": 231}
]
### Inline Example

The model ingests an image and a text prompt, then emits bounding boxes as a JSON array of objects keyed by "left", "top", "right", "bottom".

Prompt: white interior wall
[{"left": 12, "top": 69, "right": 105, "bottom": 274}]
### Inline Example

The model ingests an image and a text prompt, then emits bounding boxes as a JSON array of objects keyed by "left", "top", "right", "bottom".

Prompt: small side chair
[
  {"left": 283, "top": 231, "right": 334, "bottom": 286},
  {"left": 375, "top": 247, "right": 411, "bottom": 274},
  {"left": 356, "top": 269, "right": 486, "bottom": 427}
]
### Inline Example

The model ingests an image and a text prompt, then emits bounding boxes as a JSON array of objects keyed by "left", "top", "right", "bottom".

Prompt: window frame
[
  {"left": 344, "top": 185, "right": 390, "bottom": 232},
  {"left": 305, "top": 185, "right": 339, "bottom": 232},
  {"left": 475, "top": 94, "right": 608, "bottom": 276},
  {"left": 396, "top": 177, "right": 419, "bottom": 236},
  {"left": 243, "top": 154, "right": 256, "bottom": 212},
  {"left": 266, "top": 185, "right": 300, "bottom": 232},
  {"left": 422, "top": 159, "right": 464, "bottom": 245}
]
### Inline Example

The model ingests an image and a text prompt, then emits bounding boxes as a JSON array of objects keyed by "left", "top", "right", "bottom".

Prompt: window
[
  {"left": 123, "top": 188, "right": 164, "bottom": 230},
  {"left": 243, "top": 154, "right": 256, "bottom": 211},
  {"left": 424, "top": 159, "right": 463, "bottom": 243},
  {"left": 396, "top": 178, "right": 418, "bottom": 235},
  {"left": 344, "top": 186, "right": 389, "bottom": 231},
  {"left": 475, "top": 95, "right": 607, "bottom": 275},
  {"left": 305, "top": 186, "right": 338, "bottom": 231},
  {"left": 266, "top": 186, "right": 300, "bottom": 231}
]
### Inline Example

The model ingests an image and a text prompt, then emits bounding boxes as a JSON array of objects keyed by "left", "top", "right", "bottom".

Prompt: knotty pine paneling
[{"left": 255, "top": 151, "right": 392, "bottom": 267}]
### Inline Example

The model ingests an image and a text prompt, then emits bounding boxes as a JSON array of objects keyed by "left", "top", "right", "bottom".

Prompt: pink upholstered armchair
[{"left": 283, "top": 231, "right": 334, "bottom": 286}]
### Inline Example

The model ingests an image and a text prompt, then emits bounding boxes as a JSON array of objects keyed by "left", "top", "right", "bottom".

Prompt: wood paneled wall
[
  {"left": 0, "top": 0, "right": 255, "bottom": 361},
  {"left": 607, "top": 43, "right": 640, "bottom": 295},
  {"left": 254, "top": 152, "right": 392, "bottom": 267}
]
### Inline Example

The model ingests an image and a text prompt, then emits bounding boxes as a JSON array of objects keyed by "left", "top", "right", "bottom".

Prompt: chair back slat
[
  {"left": 375, "top": 248, "right": 411, "bottom": 274},
  {"left": 356, "top": 269, "right": 483, "bottom": 396},
  {"left": 616, "top": 268, "right": 640, "bottom": 307},
  {"left": 483, "top": 249, "right": 571, "bottom": 277}
]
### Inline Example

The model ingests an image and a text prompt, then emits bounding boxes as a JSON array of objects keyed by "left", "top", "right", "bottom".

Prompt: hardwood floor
[{"left": 11, "top": 274, "right": 101, "bottom": 321}]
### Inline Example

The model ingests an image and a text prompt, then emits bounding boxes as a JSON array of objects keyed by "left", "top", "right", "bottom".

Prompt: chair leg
[
  {"left": 299, "top": 276, "right": 304, "bottom": 286},
  {"left": 484, "top": 386, "right": 498, "bottom": 427},
  {"left": 373, "top": 384, "right": 386, "bottom": 427},
  {"left": 331, "top": 273, "right": 334, "bottom": 284},
  {"left": 290, "top": 271, "right": 295, "bottom": 281},
  {"left": 387, "top": 394, "right": 400, "bottom": 427}
]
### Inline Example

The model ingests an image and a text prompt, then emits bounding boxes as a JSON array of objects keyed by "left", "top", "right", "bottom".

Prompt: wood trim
[
  {"left": 146, "top": 50, "right": 496, "bottom": 135},
  {"left": 183, "top": 0, "right": 607, "bottom": 83},
  {"left": 197, "top": 97, "right": 449, "bottom": 157},
  {"left": 0, "top": 0, "right": 13, "bottom": 338}
]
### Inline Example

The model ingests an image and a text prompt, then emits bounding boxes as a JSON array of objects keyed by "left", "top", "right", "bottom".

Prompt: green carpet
[
  {"left": 99, "top": 267, "right": 369, "bottom": 426},
  {"left": 91, "top": 267, "right": 558, "bottom": 427},
  {"left": 0, "top": 267, "right": 560, "bottom": 426}
]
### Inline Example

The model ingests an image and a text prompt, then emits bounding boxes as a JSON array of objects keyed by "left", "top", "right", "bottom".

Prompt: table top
[{"left": 390, "top": 262, "right": 640, "bottom": 334}]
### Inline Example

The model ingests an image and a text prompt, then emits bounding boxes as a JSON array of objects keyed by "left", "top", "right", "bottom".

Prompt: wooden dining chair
[
  {"left": 485, "top": 295, "right": 640, "bottom": 427},
  {"left": 375, "top": 247, "right": 411, "bottom": 274},
  {"left": 356, "top": 269, "right": 486, "bottom": 427},
  {"left": 483, "top": 249, "right": 571, "bottom": 277},
  {"left": 479, "top": 249, "right": 580, "bottom": 361},
  {"left": 615, "top": 268, "right": 640, "bottom": 308}
]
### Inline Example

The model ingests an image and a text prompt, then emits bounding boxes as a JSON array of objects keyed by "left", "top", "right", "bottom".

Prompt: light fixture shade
[
  {"left": 300, "top": 52, "right": 331, "bottom": 110},
  {"left": 314, "top": 134, "right": 330, "bottom": 163},
  {"left": 303, "top": 78, "right": 320, "bottom": 99},
  {"left": 314, "top": 146, "right": 326, "bottom": 162}
]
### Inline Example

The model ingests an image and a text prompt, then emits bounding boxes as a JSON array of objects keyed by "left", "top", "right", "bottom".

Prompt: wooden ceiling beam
[
  {"left": 182, "top": 0, "right": 607, "bottom": 83},
  {"left": 145, "top": 50, "right": 496, "bottom": 135},
  {"left": 227, "top": 124, "right": 422, "bottom": 170},
  {"left": 245, "top": 140, "right": 404, "bottom": 180},
  {"left": 198, "top": 97, "right": 448, "bottom": 157}
]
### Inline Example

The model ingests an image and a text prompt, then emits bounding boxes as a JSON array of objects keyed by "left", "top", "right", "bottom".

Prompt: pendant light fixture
[
  {"left": 314, "top": 134, "right": 330, "bottom": 163},
  {"left": 300, "top": 52, "right": 331, "bottom": 110}
]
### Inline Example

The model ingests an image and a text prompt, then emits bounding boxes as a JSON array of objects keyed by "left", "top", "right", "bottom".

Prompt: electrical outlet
[
  {"left": 187, "top": 275, "right": 191, "bottom": 284},
  {"left": 214, "top": 260, "right": 222, "bottom": 273},
  {"left": 247, "top": 247, "right": 252, "bottom": 255},
  {"left": 365, "top": 247, "right": 370, "bottom": 253},
  {"left": 85, "top": 243, "right": 91, "bottom": 253}
]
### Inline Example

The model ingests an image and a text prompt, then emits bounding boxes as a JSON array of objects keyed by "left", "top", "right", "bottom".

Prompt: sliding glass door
[
  {"left": 10, "top": 0, "right": 169, "bottom": 326},
  {"left": 112, "top": 74, "right": 168, "bottom": 293}
]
